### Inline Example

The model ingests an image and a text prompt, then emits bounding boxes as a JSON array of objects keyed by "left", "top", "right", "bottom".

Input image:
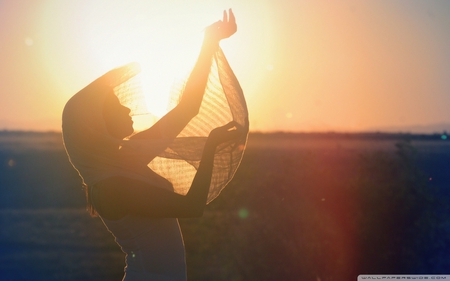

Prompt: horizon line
[{"left": 0, "top": 129, "right": 448, "bottom": 136}]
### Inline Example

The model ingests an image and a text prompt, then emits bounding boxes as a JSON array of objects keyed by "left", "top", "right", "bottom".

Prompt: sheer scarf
[{"left": 62, "top": 48, "right": 248, "bottom": 203}]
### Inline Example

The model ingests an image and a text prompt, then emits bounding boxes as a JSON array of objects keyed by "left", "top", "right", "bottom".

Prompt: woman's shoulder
[
  {"left": 95, "top": 175, "right": 131, "bottom": 186},
  {"left": 92, "top": 177, "right": 131, "bottom": 221}
]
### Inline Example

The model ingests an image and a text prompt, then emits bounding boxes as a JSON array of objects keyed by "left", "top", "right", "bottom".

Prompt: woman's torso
[
  {"left": 100, "top": 215, "right": 186, "bottom": 281},
  {"left": 92, "top": 168, "right": 186, "bottom": 281}
]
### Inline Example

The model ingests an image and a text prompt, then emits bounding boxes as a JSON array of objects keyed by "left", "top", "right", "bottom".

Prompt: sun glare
[
  {"left": 37, "top": 0, "right": 259, "bottom": 131},
  {"left": 76, "top": 1, "right": 217, "bottom": 118}
]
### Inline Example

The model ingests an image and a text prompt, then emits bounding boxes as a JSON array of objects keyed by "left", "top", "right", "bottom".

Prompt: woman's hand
[
  {"left": 204, "top": 9, "right": 237, "bottom": 43},
  {"left": 207, "top": 121, "right": 244, "bottom": 147}
]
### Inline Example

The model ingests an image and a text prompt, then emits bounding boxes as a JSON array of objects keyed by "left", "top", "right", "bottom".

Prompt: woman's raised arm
[
  {"left": 132, "top": 9, "right": 237, "bottom": 140},
  {"left": 177, "top": 9, "right": 237, "bottom": 116}
]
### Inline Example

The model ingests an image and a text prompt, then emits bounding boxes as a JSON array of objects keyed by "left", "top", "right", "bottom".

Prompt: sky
[{"left": 1, "top": 0, "right": 450, "bottom": 133}]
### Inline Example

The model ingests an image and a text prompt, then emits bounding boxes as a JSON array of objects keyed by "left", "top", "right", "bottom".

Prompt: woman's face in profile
[{"left": 103, "top": 92, "right": 134, "bottom": 139}]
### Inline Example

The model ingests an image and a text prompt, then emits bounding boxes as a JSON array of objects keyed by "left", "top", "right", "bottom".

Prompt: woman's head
[
  {"left": 103, "top": 91, "right": 134, "bottom": 139},
  {"left": 62, "top": 63, "right": 142, "bottom": 186},
  {"left": 62, "top": 63, "right": 142, "bottom": 215}
]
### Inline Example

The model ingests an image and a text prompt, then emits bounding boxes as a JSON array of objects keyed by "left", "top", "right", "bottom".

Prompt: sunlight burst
[{"left": 79, "top": 1, "right": 217, "bottom": 118}]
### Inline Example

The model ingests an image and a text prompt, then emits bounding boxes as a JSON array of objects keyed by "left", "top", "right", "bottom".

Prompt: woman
[{"left": 62, "top": 9, "right": 248, "bottom": 280}]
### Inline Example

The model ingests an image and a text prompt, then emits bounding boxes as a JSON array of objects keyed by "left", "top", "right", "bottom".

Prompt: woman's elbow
[
  {"left": 184, "top": 107, "right": 200, "bottom": 120},
  {"left": 177, "top": 102, "right": 200, "bottom": 120},
  {"left": 192, "top": 208, "right": 204, "bottom": 218},
  {"left": 179, "top": 206, "right": 204, "bottom": 218}
]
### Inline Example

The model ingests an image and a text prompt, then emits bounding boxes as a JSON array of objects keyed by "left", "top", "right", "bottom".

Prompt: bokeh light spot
[
  {"left": 8, "top": 159, "right": 16, "bottom": 167},
  {"left": 24, "top": 37, "right": 34, "bottom": 46},
  {"left": 441, "top": 134, "right": 447, "bottom": 140},
  {"left": 238, "top": 208, "right": 249, "bottom": 219}
]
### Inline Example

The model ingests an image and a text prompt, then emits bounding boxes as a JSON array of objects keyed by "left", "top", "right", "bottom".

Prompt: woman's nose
[{"left": 122, "top": 106, "right": 131, "bottom": 115}]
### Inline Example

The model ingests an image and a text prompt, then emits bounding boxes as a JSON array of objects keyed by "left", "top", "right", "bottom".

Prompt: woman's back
[{"left": 100, "top": 214, "right": 186, "bottom": 280}]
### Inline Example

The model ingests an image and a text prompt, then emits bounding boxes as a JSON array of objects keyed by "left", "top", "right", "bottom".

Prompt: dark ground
[{"left": 1, "top": 131, "right": 449, "bottom": 280}]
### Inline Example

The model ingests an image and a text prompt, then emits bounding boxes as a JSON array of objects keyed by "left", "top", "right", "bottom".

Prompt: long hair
[{"left": 83, "top": 183, "right": 98, "bottom": 217}]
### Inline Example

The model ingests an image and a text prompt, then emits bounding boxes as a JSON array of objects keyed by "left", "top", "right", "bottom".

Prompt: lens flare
[{"left": 238, "top": 208, "right": 249, "bottom": 219}]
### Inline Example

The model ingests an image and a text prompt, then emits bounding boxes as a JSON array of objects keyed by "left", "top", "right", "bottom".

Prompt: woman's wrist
[
  {"left": 202, "top": 36, "right": 220, "bottom": 51},
  {"left": 204, "top": 137, "right": 218, "bottom": 150}
]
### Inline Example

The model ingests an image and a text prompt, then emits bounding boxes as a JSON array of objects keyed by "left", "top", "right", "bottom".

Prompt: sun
[{"left": 78, "top": 1, "right": 218, "bottom": 117}]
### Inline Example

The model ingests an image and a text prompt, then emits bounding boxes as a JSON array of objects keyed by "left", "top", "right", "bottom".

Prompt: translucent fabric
[{"left": 62, "top": 48, "right": 248, "bottom": 203}]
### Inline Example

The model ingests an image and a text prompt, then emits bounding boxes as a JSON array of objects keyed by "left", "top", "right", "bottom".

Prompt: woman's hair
[
  {"left": 62, "top": 63, "right": 142, "bottom": 216},
  {"left": 83, "top": 183, "right": 98, "bottom": 217}
]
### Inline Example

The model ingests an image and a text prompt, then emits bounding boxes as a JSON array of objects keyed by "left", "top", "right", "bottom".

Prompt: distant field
[
  {"left": 0, "top": 131, "right": 64, "bottom": 151},
  {"left": 0, "top": 209, "right": 124, "bottom": 281},
  {"left": 1, "top": 130, "right": 449, "bottom": 152},
  {"left": 1, "top": 131, "right": 450, "bottom": 280}
]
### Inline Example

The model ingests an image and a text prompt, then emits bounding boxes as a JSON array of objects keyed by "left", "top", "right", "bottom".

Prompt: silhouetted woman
[{"left": 62, "top": 9, "right": 248, "bottom": 281}]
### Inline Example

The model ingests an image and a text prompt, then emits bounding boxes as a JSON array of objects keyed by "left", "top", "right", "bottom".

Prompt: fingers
[
  {"left": 204, "top": 9, "right": 236, "bottom": 41},
  {"left": 214, "top": 121, "right": 238, "bottom": 134},
  {"left": 209, "top": 121, "right": 244, "bottom": 145},
  {"left": 223, "top": 122, "right": 244, "bottom": 137},
  {"left": 228, "top": 8, "right": 235, "bottom": 25},
  {"left": 222, "top": 9, "right": 235, "bottom": 24},
  {"left": 227, "top": 124, "right": 245, "bottom": 139},
  {"left": 223, "top": 10, "right": 228, "bottom": 23},
  {"left": 221, "top": 121, "right": 237, "bottom": 131}
]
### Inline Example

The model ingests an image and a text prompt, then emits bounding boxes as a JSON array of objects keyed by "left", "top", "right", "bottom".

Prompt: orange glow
[
  {"left": 249, "top": 1, "right": 446, "bottom": 132},
  {"left": 38, "top": 1, "right": 223, "bottom": 119},
  {"left": 1, "top": 1, "right": 450, "bottom": 132}
]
